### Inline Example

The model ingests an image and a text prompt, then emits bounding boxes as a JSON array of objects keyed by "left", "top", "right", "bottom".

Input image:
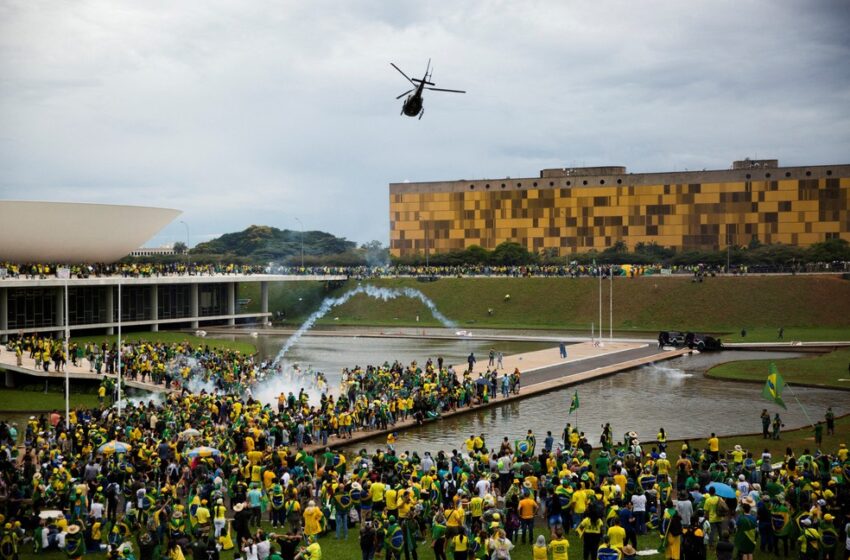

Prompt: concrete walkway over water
[
  {"left": 0, "top": 350, "right": 174, "bottom": 393},
  {"left": 303, "top": 342, "right": 691, "bottom": 452}
]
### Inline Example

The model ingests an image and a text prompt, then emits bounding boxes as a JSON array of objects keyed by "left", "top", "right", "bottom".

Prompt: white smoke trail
[{"left": 271, "top": 284, "right": 455, "bottom": 366}]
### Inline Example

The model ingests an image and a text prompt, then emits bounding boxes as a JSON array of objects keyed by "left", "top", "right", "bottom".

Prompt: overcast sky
[{"left": 1, "top": 0, "right": 849, "bottom": 248}]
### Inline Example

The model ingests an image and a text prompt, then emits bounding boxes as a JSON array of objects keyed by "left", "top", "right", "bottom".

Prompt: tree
[
  {"left": 806, "top": 238, "right": 850, "bottom": 262},
  {"left": 490, "top": 241, "right": 535, "bottom": 265},
  {"left": 172, "top": 241, "right": 188, "bottom": 254}
]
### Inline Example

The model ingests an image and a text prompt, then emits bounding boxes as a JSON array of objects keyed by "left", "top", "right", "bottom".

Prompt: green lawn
[
  {"left": 665, "top": 413, "right": 850, "bottom": 460},
  {"left": 0, "top": 387, "right": 100, "bottom": 411},
  {"left": 71, "top": 331, "right": 257, "bottom": 355},
  {"left": 708, "top": 347, "right": 850, "bottom": 389},
  {"left": 243, "top": 276, "right": 850, "bottom": 342}
]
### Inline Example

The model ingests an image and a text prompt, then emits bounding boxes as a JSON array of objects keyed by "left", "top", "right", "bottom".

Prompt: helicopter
[{"left": 391, "top": 59, "right": 465, "bottom": 119}]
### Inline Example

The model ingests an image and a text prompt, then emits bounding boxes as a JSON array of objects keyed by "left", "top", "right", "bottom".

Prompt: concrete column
[
  {"left": 260, "top": 281, "right": 269, "bottom": 317},
  {"left": 226, "top": 282, "right": 236, "bottom": 326},
  {"left": 105, "top": 285, "right": 115, "bottom": 335},
  {"left": 190, "top": 283, "right": 199, "bottom": 329},
  {"left": 0, "top": 287, "right": 8, "bottom": 343},
  {"left": 55, "top": 287, "right": 64, "bottom": 338},
  {"left": 150, "top": 285, "right": 159, "bottom": 332}
]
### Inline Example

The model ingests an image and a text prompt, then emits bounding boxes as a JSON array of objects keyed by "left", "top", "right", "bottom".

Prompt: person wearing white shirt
[
  {"left": 475, "top": 477, "right": 491, "bottom": 498},
  {"left": 89, "top": 501, "right": 105, "bottom": 521}
]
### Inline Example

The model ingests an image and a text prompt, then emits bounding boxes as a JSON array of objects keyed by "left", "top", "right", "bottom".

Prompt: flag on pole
[
  {"left": 762, "top": 363, "right": 787, "bottom": 409},
  {"left": 569, "top": 391, "right": 580, "bottom": 414}
]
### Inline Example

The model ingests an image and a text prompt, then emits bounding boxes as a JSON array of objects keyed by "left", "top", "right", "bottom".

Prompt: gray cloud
[{"left": 1, "top": 0, "right": 849, "bottom": 248}]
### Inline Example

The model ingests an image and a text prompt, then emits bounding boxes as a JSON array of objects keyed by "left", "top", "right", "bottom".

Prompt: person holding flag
[
  {"left": 762, "top": 364, "right": 788, "bottom": 410},
  {"left": 569, "top": 390, "right": 580, "bottom": 432}
]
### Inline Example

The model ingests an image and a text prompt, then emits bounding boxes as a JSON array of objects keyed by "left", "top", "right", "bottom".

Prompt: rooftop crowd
[
  {"left": 0, "top": 346, "right": 848, "bottom": 560},
  {"left": 5, "top": 262, "right": 847, "bottom": 283}
]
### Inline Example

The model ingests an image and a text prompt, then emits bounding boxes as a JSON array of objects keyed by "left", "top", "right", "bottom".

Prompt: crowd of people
[
  {"left": 0, "top": 263, "right": 267, "bottom": 280},
  {"left": 0, "top": 347, "right": 848, "bottom": 560},
  {"left": 4, "top": 261, "right": 848, "bottom": 282}
]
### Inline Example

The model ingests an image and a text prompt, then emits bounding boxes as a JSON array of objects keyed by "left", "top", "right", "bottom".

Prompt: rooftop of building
[{"left": 389, "top": 159, "right": 850, "bottom": 193}]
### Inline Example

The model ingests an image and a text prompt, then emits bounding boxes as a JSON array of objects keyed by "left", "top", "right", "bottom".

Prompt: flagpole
[
  {"left": 609, "top": 266, "right": 613, "bottom": 340},
  {"left": 598, "top": 267, "right": 602, "bottom": 344},
  {"left": 785, "top": 382, "right": 815, "bottom": 428}
]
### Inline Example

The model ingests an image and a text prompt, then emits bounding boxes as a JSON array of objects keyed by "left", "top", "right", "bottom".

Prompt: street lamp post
[
  {"left": 293, "top": 217, "right": 304, "bottom": 268},
  {"left": 179, "top": 221, "right": 190, "bottom": 271}
]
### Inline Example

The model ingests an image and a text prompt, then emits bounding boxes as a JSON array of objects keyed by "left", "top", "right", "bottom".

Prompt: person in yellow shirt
[
  {"left": 262, "top": 469, "right": 276, "bottom": 490},
  {"left": 449, "top": 530, "right": 470, "bottom": 560},
  {"left": 548, "top": 527, "right": 570, "bottom": 560},
  {"left": 533, "top": 535, "right": 548, "bottom": 560},
  {"left": 445, "top": 503, "right": 465, "bottom": 537},
  {"left": 302, "top": 501, "right": 324, "bottom": 538},
  {"left": 707, "top": 433, "right": 720, "bottom": 462},
  {"left": 296, "top": 535, "right": 322, "bottom": 560},
  {"left": 655, "top": 453, "right": 671, "bottom": 478},
  {"left": 607, "top": 517, "right": 626, "bottom": 550},
  {"left": 370, "top": 479, "right": 386, "bottom": 514}
]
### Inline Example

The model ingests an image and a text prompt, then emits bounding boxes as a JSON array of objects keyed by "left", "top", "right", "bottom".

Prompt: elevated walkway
[{"left": 0, "top": 351, "right": 174, "bottom": 393}]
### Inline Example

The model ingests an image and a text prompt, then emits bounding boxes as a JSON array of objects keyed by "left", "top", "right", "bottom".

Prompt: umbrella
[
  {"left": 186, "top": 446, "right": 221, "bottom": 458},
  {"left": 179, "top": 428, "right": 201, "bottom": 439},
  {"left": 98, "top": 441, "right": 131, "bottom": 455},
  {"left": 706, "top": 482, "right": 737, "bottom": 499}
]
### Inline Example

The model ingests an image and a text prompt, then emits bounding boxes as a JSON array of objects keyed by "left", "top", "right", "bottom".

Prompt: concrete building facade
[
  {"left": 389, "top": 160, "right": 850, "bottom": 257},
  {"left": 0, "top": 274, "right": 345, "bottom": 341}
]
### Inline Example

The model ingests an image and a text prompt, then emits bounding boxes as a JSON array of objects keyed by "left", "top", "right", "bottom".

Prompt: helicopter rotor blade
[
  {"left": 390, "top": 63, "right": 416, "bottom": 86},
  {"left": 396, "top": 89, "right": 414, "bottom": 99},
  {"left": 425, "top": 87, "right": 466, "bottom": 94},
  {"left": 411, "top": 79, "right": 435, "bottom": 86}
]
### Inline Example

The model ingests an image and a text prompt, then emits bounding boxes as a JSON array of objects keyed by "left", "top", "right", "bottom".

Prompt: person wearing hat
[
  {"left": 621, "top": 544, "right": 637, "bottom": 560},
  {"left": 64, "top": 525, "right": 85, "bottom": 560},
  {"left": 797, "top": 517, "right": 820, "bottom": 560}
]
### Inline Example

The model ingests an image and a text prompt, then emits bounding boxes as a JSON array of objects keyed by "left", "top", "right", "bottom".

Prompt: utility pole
[{"left": 61, "top": 270, "right": 70, "bottom": 430}]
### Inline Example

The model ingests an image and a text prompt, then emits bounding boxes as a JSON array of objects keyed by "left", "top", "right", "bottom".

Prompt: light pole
[
  {"left": 179, "top": 221, "right": 190, "bottom": 271},
  {"left": 117, "top": 281, "right": 122, "bottom": 416},
  {"left": 293, "top": 217, "right": 304, "bottom": 268}
]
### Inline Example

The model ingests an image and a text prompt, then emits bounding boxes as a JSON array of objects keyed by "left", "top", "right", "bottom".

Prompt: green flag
[
  {"left": 762, "top": 363, "right": 787, "bottom": 409},
  {"left": 569, "top": 390, "right": 580, "bottom": 414}
]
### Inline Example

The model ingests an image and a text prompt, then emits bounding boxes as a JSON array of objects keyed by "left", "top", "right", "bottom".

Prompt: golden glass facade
[{"left": 389, "top": 164, "right": 850, "bottom": 256}]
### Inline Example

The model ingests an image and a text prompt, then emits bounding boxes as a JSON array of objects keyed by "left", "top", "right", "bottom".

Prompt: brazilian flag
[
  {"left": 515, "top": 439, "right": 532, "bottom": 457},
  {"left": 771, "top": 505, "right": 790, "bottom": 535},
  {"left": 762, "top": 364, "right": 787, "bottom": 409},
  {"left": 388, "top": 525, "right": 404, "bottom": 552},
  {"left": 569, "top": 391, "right": 580, "bottom": 414}
]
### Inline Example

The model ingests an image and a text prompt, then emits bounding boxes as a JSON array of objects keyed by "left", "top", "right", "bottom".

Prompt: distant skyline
[{"left": 2, "top": 1, "right": 849, "bottom": 248}]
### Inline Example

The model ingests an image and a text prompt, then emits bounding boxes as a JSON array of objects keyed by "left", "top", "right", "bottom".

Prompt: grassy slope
[
  {"left": 0, "top": 388, "right": 100, "bottom": 411},
  {"left": 708, "top": 347, "right": 850, "bottom": 389},
  {"left": 244, "top": 276, "right": 850, "bottom": 341},
  {"left": 71, "top": 331, "right": 256, "bottom": 354}
]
